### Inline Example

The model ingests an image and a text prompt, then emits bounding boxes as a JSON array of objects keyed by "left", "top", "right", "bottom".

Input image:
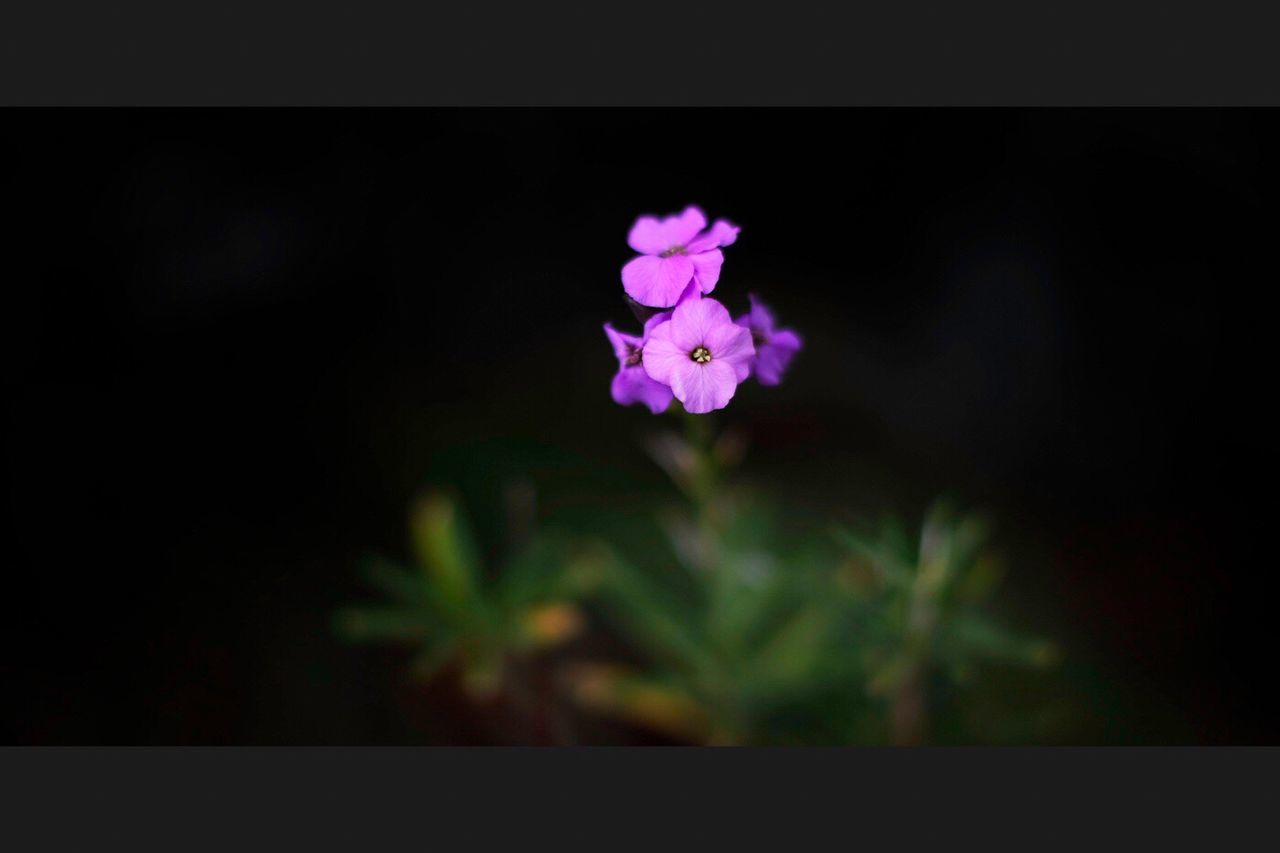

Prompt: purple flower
[
  {"left": 736, "top": 294, "right": 802, "bottom": 386},
  {"left": 642, "top": 297, "right": 755, "bottom": 414},
  {"left": 621, "top": 206, "right": 740, "bottom": 308},
  {"left": 604, "top": 312, "right": 675, "bottom": 414}
]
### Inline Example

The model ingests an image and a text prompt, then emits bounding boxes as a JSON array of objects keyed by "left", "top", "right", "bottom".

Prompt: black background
[{"left": 2, "top": 110, "right": 1275, "bottom": 743}]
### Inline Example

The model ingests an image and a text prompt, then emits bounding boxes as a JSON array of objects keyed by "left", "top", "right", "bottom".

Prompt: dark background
[{"left": 2, "top": 110, "right": 1274, "bottom": 743}]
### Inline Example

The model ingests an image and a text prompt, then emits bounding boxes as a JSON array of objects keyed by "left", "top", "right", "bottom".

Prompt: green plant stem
[
  {"left": 889, "top": 676, "right": 925, "bottom": 746},
  {"left": 679, "top": 407, "right": 736, "bottom": 741},
  {"left": 681, "top": 408, "right": 723, "bottom": 536},
  {"left": 890, "top": 549, "right": 942, "bottom": 745}
]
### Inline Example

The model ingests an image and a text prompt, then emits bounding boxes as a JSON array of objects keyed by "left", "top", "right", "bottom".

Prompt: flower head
[
  {"left": 642, "top": 297, "right": 755, "bottom": 414},
  {"left": 604, "top": 312, "right": 675, "bottom": 414},
  {"left": 736, "top": 294, "right": 802, "bottom": 386},
  {"left": 621, "top": 206, "right": 740, "bottom": 308}
]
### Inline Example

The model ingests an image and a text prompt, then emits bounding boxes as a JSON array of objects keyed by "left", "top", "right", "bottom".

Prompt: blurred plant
[
  {"left": 562, "top": 411, "right": 1058, "bottom": 745},
  {"left": 334, "top": 491, "right": 584, "bottom": 704},
  {"left": 337, "top": 206, "right": 1059, "bottom": 744},
  {"left": 833, "top": 502, "right": 1060, "bottom": 745},
  {"left": 561, "top": 412, "right": 849, "bottom": 744}
]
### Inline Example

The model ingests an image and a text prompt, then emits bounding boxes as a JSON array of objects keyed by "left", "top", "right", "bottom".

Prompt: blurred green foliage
[
  {"left": 334, "top": 492, "right": 586, "bottom": 700},
  {"left": 337, "top": 415, "right": 1060, "bottom": 745}
]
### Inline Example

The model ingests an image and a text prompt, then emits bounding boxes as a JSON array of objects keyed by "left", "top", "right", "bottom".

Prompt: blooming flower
[
  {"left": 604, "top": 312, "right": 675, "bottom": 414},
  {"left": 642, "top": 297, "right": 755, "bottom": 414},
  {"left": 621, "top": 206, "right": 740, "bottom": 308},
  {"left": 736, "top": 294, "right": 802, "bottom": 386}
]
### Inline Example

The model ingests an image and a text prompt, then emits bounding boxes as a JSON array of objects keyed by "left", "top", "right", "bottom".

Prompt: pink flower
[
  {"left": 642, "top": 297, "right": 755, "bottom": 414},
  {"left": 621, "top": 206, "right": 740, "bottom": 308},
  {"left": 736, "top": 294, "right": 802, "bottom": 386},
  {"left": 604, "top": 313, "right": 675, "bottom": 414}
]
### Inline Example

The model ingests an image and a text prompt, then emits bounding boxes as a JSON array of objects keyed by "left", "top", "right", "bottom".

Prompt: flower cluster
[{"left": 605, "top": 206, "right": 802, "bottom": 414}]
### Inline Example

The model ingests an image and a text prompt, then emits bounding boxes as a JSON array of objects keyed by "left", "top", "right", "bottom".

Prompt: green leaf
[
  {"left": 494, "top": 532, "right": 573, "bottom": 610},
  {"left": 832, "top": 525, "right": 912, "bottom": 589},
  {"left": 410, "top": 492, "right": 482, "bottom": 610},
  {"left": 881, "top": 515, "right": 915, "bottom": 566},
  {"left": 749, "top": 604, "right": 836, "bottom": 687},
  {"left": 706, "top": 556, "right": 779, "bottom": 658},
  {"left": 942, "top": 614, "right": 1058, "bottom": 668},
  {"left": 592, "top": 546, "right": 715, "bottom": 678}
]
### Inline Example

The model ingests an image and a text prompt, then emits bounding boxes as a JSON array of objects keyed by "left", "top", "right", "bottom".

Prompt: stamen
[
  {"left": 625, "top": 346, "right": 642, "bottom": 367},
  {"left": 659, "top": 245, "right": 686, "bottom": 258},
  {"left": 691, "top": 346, "right": 712, "bottom": 364}
]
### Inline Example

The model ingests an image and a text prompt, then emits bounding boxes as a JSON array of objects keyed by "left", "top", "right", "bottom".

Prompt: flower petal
[
  {"left": 612, "top": 366, "right": 674, "bottom": 414},
  {"left": 603, "top": 322, "right": 642, "bottom": 365},
  {"left": 685, "top": 219, "right": 740, "bottom": 253},
  {"left": 754, "top": 329, "right": 802, "bottom": 386},
  {"left": 705, "top": 321, "right": 756, "bottom": 381},
  {"left": 673, "top": 279, "right": 701, "bottom": 308},
  {"left": 667, "top": 296, "right": 734, "bottom": 352},
  {"left": 746, "top": 293, "right": 776, "bottom": 336},
  {"left": 622, "top": 254, "right": 696, "bottom": 308},
  {"left": 640, "top": 322, "right": 688, "bottom": 387},
  {"left": 626, "top": 206, "right": 708, "bottom": 254},
  {"left": 770, "top": 329, "right": 803, "bottom": 353},
  {"left": 641, "top": 311, "right": 672, "bottom": 340},
  {"left": 689, "top": 249, "right": 724, "bottom": 294},
  {"left": 670, "top": 360, "right": 740, "bottom": 414}
]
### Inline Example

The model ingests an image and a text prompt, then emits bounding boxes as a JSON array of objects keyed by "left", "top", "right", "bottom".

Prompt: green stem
[
  {"left": 681, "top": 407, "right": 718, "bottom": 524},
  {"left": 890, "top": 539, "right": 944, "bottom": 745}
]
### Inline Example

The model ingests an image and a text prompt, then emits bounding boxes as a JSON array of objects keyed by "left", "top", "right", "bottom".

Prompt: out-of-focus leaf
[
  {"left": 866, "top": 652, "right": 916, "bottom": 697},
  {"left": 941, "top": 614, "right": 1058, "bottom": 668},
  {"left": 592, "top": 547, "right": 714, "bottom": 677},
  {"left": 495, "top": 532, "right": 574, "bottom": 609},
  {"left": 949, "top": 513, "right": 991, "bottom": 575},
  {"left": 833, "top": 525, "right": 912, "bottom": 589},
  {"left": 832, "top": 524, "right": 881, "bottom": 561},
  {"left": 750, "top": 605, "right": 836, "bottom": 687},
  {"left": 916, "top": 504, "right": 958, "bottom": 598},
  {"left": 706, "top": 551, "right": 782, "bottom": 657},
  {"left": 566, "top": 664, "right": 710, "bottom": 743},
  {"left": 410, "top": 492, "right": 481, "bottom": 610},
  {"left": 716, "top": 493, "right": 779, "bottom": 551},
  {"left": 881, "top": 515, "right": 915, "bottom": 566},
  {"left": 659, "top": 511, "right": 717, "bottom": 575},
  {"left": 560, "top": 543, "right": 611, "bottom": 596}
]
